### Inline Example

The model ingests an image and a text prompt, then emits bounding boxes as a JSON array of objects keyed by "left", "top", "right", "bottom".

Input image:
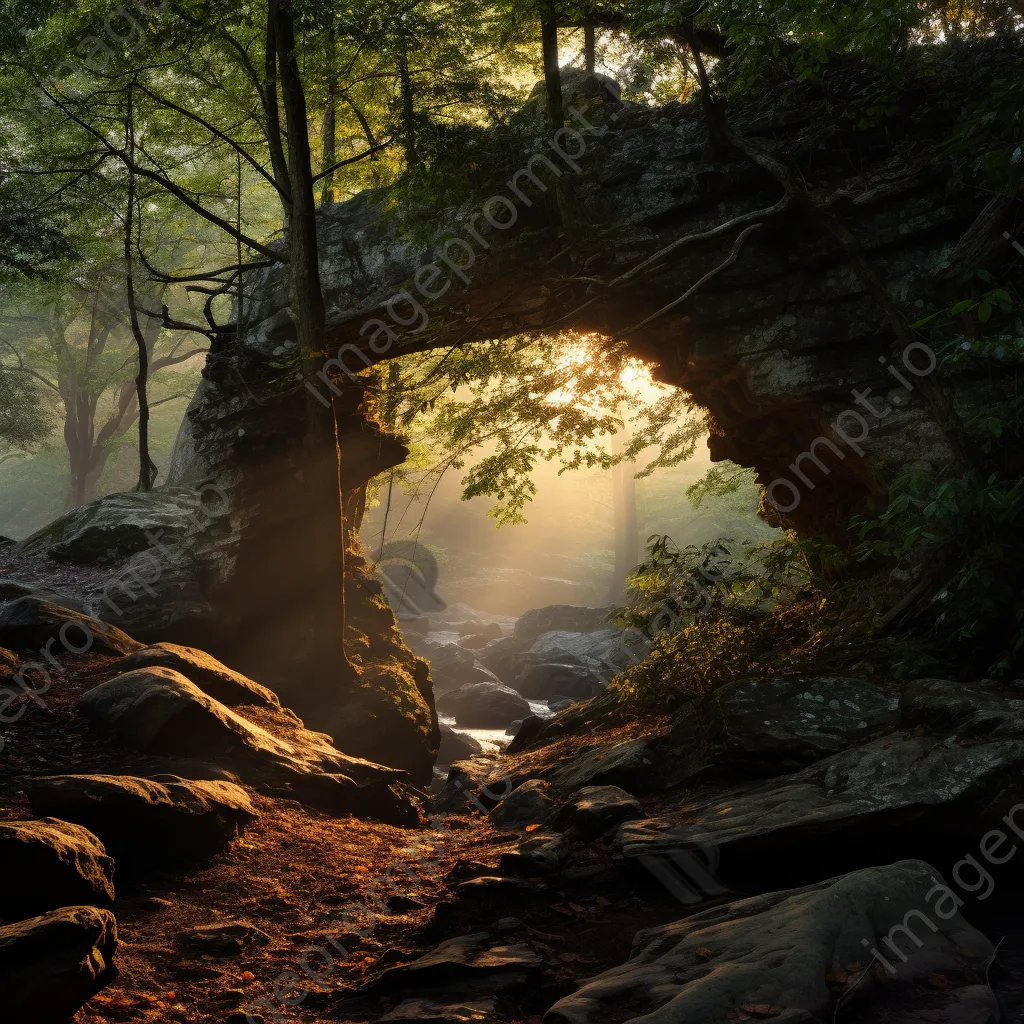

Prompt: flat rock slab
[
  {"left": 110, "top": 643, "right": 281, "bottom": 708},
  {"left": 544, "top": 860, "right": 993, "bottom": 1024},
  {"left": 26, "top": 773, "right": 257, "bottom": 861},
  {"left": 0, "top": 596, "right": 141, "bottom": 655},
  {"left": 616, "top": 729, "right": 1024, "bottom": 872},
  {"left": 0, "top": 905, "right": 118, "bottom": 1024},
  {"left": 79, "top": 667, "right": 416, "bottom": 824},
  {"left": 0, "top": 818, "right": 114, "bottom": 920},
  {"left": 546, "top": 737, "right": 656, "bottom": 794},
  {"left": 708, "top": 674, "right": 901, "bottom": 773},
  {"left": 499, "top": 832, "right": 568, "bottom": 876},
  {"left": 380, "top": 998, "right": 496, "bottom": 1023}
]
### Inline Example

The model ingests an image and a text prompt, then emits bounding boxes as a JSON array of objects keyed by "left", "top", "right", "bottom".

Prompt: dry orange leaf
[
  {"left": 525, "top": 823, "right": 543, "bottom": 832},
  {"left": 695, "top": 947, "right": 714, "bottom": 959},
  {"left": 240, "top": 972, "right": 255, "bottom": 982},
  {"left": 928, "top": 973, "right": 952, "bottom": 990},
  {"left": 953, "top": 944, "right": 978, "bottom": 959},
  {"left": 844, "top": 962, "right": 864, "bottom": 973},
  {"left": 825, "top": 969, "right": 848, "bottom": 985}
]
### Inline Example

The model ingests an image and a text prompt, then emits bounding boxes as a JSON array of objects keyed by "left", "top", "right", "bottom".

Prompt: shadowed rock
[
  {"left": 0, "top": 597, "right": 141, "bottom": 656},
  {"left": 110, "top": 642, "right": 281, "bottom": 708},
  {"left": 0, "top": 819, "right": 115, "bottom": 919},
  {"left": 489, "top": 779, "right": 554, "bottom": 828},
  {"left": 0, "top": 906, "right": 118, "bottom": 1024},
  {"left": 26, "top": 774, "right": 257, "bottom": 862},
  {"left": 562, "top": 785, "right": 644, "bottom": 839},
  {"left": 545, "top": 861, "right": 993, "bottom": 1024},
  {"left": 437, "top": 681, "right": 530, "bottom": 728},
  {"left": 79, "top": 667, "right": 416, "bottom": 824}
]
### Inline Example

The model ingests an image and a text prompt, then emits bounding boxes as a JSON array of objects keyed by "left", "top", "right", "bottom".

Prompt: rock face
[
  {"left": 26, "top": 774, "right": 257, "bottom": 862},
  {"left": 109, "top": 643, "right": 281, "bottom": 708},
  {"left": 78, "top": 667, "right": 416, "bottom": 824},
  {"left": 0, "top": 818, "right": 115, "bottom": 920},
  {"left": 563, "top": 786, "right": 644, "bottom": 839},
  {"left": 438, "top": 723, "right": 483, "bottom": 767},
  {"left": 0, "top": 597, "right": 141, "bottom": 656},
  {"left": 437, "top": 682, "right": 531, "bottom": 728},
  {"left": 0, "top": 906, "right": 119, "bottom": 1024},
  {"left": 427, "top": 643, "right": 502, "bottom": 694},
  {"left": 702, "top": 674, "right": 902, "bottom": 776},
  {"left": 544, "top": 861, "right": 993, "bottom": 1024}
]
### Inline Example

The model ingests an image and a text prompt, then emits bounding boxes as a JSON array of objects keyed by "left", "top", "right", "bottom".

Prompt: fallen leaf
[
  {"left": 928, "top": 973, "right": 952, "bottom": 990},
  {"left": 844, "top": 962, "right": 864, "bottom": 973},
  {"left": 567, "top": 903, "right": 586, "bottom": 912},
  {"left": 952, "top": 944, "right": 978, "bottom": 959},
  {"left": 525, "top": 823, "right": 543, "bottom": 832},
  {"left": 738, "top": 1004, "right": 781, "bottom": 1018},
  {"left": 240, "top": 972, "right": 255, "bottom": 982},
  {"left": 825, "top": 969, "right": 848, "bottom": 985},
  {"left": 695, "top": 947, "right": 714, "bottom": 959}
]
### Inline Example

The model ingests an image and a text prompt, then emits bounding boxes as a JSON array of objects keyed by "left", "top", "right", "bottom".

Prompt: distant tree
[{"left": 0, "top": 364, "right": 52, "bottom": 467}]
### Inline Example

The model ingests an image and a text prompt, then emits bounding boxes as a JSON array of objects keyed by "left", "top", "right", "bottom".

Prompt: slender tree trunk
[
  {"left": 273, "top": 0, "right": 356, "bottom": 679},
  {"left": 320, "top": 23, "right": 338, "bottom": 208},
  {"left": 398, "top": 40, "right": 418, "bottom": 168},
  {"left": 584, "top": 21, "right": 596, "bottom": 73},
  {"left": 123, "top": 85, "right": 153, "bottom": 492}
]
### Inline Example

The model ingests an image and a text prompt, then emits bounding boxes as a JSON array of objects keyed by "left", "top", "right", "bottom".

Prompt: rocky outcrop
[
  {"left": 0, "top": 818, "right": 115, "bottom": 919},
  {"left": 26, "top": 774, "right": 257, "bottom": 862},
  {"left": 0, "top": 906, "right": 118, "bottom": 1024},
  {"left": 0, "top": 597, "right": 141, "bottom": 656},
  {"left": 544, "top": 861, "right": 993, "bottom": 1024},
  {"left": 78, "top": 667, "right": 417, "bottom": 824},
  {"left": 109, "top": 643, "right": 281, "bottom": 708}
]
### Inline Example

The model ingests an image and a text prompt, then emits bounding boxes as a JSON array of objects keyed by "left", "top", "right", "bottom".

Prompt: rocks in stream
[
  {"left": 544, "top": 860, "right": 994, "bottom": 1024},
  {"left": 515, "top": 662, "right": 605, "bottom": 701},
  {"left": 78, "top": 666, "right": 417, "bottom": 824},
  {"left": 436, "top": 681, "right": 530, "bottom": 728},
  {"left": 0, "top": 596, "right": 142, "bottom": 656},
  {"left": 0, "top": 819, "right": 115, "bottom": 920},
  {"left": 110, "top": 642, "right": 282, "bottom": 708},
  {"left": 26, "top": 774, "right": 257, "bottom": 862},
  {"left": 424, "top": 643, "right": 501, "bottom": 694},
  {"left": 437, "top": 723, "right": 483, "bottom": 766},
  {"left": 512, "top": 605, "right": 614, "bottom": 646},
  {"left": 0, "top": 906, "right": 119, "bottom": 1024}
]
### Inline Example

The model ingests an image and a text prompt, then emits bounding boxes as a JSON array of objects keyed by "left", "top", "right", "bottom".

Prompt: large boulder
[
  {"left": 78, "top": 667, "right": 417, "bottom": 824},
  {"left": 109, "top": 643, "right": 280, "bottom": 708},
  {"left": 518, "top": 630, "right": 646, "bottom": 681},
  {"left": 26, "top": 774, "right": 257, "bottom": 862},
  {"left": 544, "top": 861, "right": 994, "bottom": 1024},
  {"left": 437, "top": 682, "right": 531, "bottom": 728},
  {"left": 429, "top": 644, "right": 502, "bottom": 694},
  {"left": 0, "top": 906, "right": 119, "bottom": 1024},
  {"left": 547, "top": 737, "right": 657, "bottom": 794},
  {"left": 512, "top": 605, "right": 615, "bottom": 647},
  {"left": 0, "top": 597, "right": 141, "bottom": 656},
  {"left": 0, "top": 819, "right": 115, "bottom": 920},
  {"left": 616, "top": 725, "right": 1024, "bottom": 881},
  {"left": 515, "top": 662, "right": 605, "bottom": 701},
  {"left": 703, "top": 675, "right": 902, "bottom": 776}
]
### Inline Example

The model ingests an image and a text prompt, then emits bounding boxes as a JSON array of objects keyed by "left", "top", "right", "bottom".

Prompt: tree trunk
[
  {"left": 398, "top": 40, "right": 418, "bottom": 168},
  {"left": 584, "top": 21, "right": 596, "bottom": 73},
  {"left": 540, "top": 5, "right": 582, "bottom": 238},
  {"left": 320, "top": 23, "right": 338, "bottom": 208},
  {"left": 273, "top": 0, "right": 357, "bottom": 682},
  {"left": 608, "top": 424, "right": 638, "bottom": 602}
]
